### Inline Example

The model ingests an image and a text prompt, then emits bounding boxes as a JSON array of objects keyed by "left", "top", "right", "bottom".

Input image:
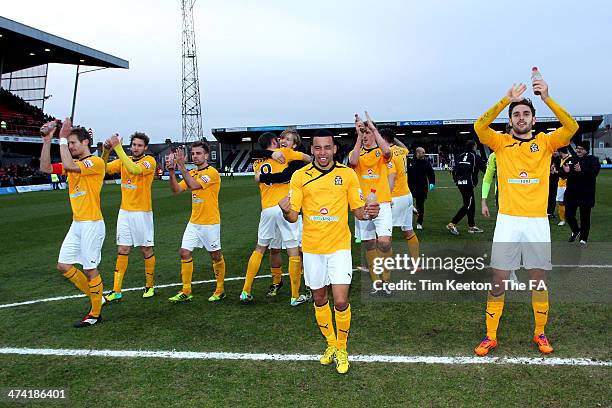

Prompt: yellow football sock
[
  {"left": 378, "top": 248, "right": 393, "bottom": 282},
  {"left": 271, "top": 267, "right": 282, "bottom": 285},
  {"left": 243, "top": 251, "right": 263, "bottom": 294},
  {"left": 181, "top": 257, "right": 194, "bottom": 295},
  {"left": 144, "top": 254, "right": 155, "bottom": 288},
  {"left": 113, "top": 254, "right": 129, "bottom": 293},
  {"left": 63, "top": 267, "right": 90, "bottom": 295},
  {"left": 532, "top": 290, "right": 549, "bottom": 335},
  {"left": 365, "top": 248, "right": 379, "bottom": 282},
  {"left": 288, "top": 256, "right": 302, "bottom": 299},
  {"left": 335, "top": 304, "right": 352, "bottom": 350},
  {"left": 406, "top": 233, "right": 420, "bottom": 263},
  {"left": 314, "top": 302, "right": 336, "bottom": 347},
  {"left": 485, "top": 292, "right": 505, "bottom": 340},
  {"left": 212, "top": 255, "right": 226, "bottom": 294},
  {"left": 88, "top": 274, "right": 103, "bottom": 317},
  {"left": 559, "top": 204, "right": 565, "bottom": 221}
]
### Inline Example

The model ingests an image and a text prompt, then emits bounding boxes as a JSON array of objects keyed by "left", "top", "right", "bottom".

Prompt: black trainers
[
  {"left": 568, "top": 232, "right": 580, "bottom": 242},
  {"left": 74, "top": 314, "right": 102, "bottom": 328}
]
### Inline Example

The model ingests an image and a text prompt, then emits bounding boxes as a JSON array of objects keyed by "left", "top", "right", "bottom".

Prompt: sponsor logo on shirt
[
  {"left": 309, "top": 215, "right": 339, "bottom": 222},
  {"left": 508, "top": 178, "right": 540, "bottom": 184},
  {"left": 70, "top": 191, "right": 87, "bottom": 198},
  {"left": 362, "top": 169, "right": 379, "bottom": 179},
  {"left": 519, "top": 171, "right": 528, "bottom": 178},
  {"left": 320, "top": 207, "right": 329, "bottom": 215}
]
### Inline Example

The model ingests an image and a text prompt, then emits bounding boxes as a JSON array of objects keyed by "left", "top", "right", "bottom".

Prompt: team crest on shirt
[
  {"left": 375, "top": 150, "right": 381, "bottom": 157},
  {"left": 334, "top": 176, "right": 343, "bottom": 185},
  {"left": 530, "top": 143, "right": 539, "bottom": 153},
  {"left": 200, "top": 175, "right": 211, "bottom": 183},
  {"left": 388, "top": 162, "right": 393, "bottom": 169},
  {"left": 320, "top": 207, "right": 329, "bottom": 215},
  {"left": 83, "top": 159, "right": 93, "bottom": 168}
]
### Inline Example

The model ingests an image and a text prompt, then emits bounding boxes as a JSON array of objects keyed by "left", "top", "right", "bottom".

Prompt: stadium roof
[
  {"left": 0, "top": 16, "right": 129, "bottom": 73},
  {"left": 212, "top": 115, "right": 604, "bottom": 143}
]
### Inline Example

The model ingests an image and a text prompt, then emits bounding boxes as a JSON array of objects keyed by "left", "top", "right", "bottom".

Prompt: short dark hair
[
  {"left": 312, "top": 129, "right": 334, "bottom": 139},
  {"left": 130, "top": 132, "right": 149, "bottom": 146},
  {"left": 191, "top": 140, "right": 210, "bottom": 154},
  {"left": 509, "top": 98, "right": 536, "bottom": 117},
  {"left": 466, "top": 140, "right": 477, "bottom": 150},
  {"left": 558, "top": 146, "right": 568, "bottom": 154},
  {"left": 379, "top": 128, "right": 395, "bottom": 143},
  {"left": 258, "top": 132, "right": 277, "bottom": 149},
  {"left": 70, "top": 127, "right": 92, "bottom": 147}
]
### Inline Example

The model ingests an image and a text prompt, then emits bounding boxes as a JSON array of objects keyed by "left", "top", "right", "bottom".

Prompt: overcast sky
[{"left": 3, "top": 0, "right": 612, "bottom": 143}]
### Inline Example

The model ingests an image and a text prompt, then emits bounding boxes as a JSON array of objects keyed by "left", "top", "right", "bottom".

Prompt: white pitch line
[
  {"left": 0, "top": 274, "right": 283, "bottom": 310},
  {"left": 0, "top": 347, "right": 609, "bottom": 367}
]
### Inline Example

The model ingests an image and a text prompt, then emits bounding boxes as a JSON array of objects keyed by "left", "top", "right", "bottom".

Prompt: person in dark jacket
[
  {"left": 447, "top": 140, "right": 486, "bottom": 235},
  {"left": 561, "top": 140, "right": 600, "bottom": 247},
  {"left": 547, "top": 151, "right": 562, "bottom": 218},
  {"left": 407, "top": 147, "right": 436, "bottom": 230}
]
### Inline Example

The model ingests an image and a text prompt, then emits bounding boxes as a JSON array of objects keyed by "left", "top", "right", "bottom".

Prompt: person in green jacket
[{"left": 481, "top": 152, "right": 497, "bottom": 217}]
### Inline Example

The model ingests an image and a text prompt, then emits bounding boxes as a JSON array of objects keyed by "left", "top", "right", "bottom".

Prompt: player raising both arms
[
  {"left": 167, "top": 142, "right": 226, "bottom": 303},
  {"left": 349, "top": 113, "right": 394, "bottom": 291},
  {"left": 473, "top": 73, "right": 578, "bottom": 356},
  {"left": 102, "top": 132, "right": 157, "bottom": 302},
  {"left": 280, "top": 130, "right": 380, "bottom": 374},
  {"left": 39, "top": 118, "right": 106, "bottom": 327}
]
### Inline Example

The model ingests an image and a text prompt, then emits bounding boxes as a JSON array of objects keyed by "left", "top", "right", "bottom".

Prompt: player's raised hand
[
  {"left": 355, "top": 114, "right": 366, "bottom": 136},
  {"left": 103, "top": 138, "right": 112, "bottom": 150},
  {"left": 40, "top": 121, "right": 56, "bottom": 142},
  {"left": 175, "top": 147, "right": 186, "bottom": 166},
  {"left": 59, "top": 118, "right": 72, "bottom": 138},
  {"left": 532, "top": 79, "right": 549, "bottom": 101},
  {"left": 506, "top": 83, "right": 527, "bottom": 102},
  {"left": 254, "top": 172, "right": 261, "bottom": 183},
  {"left": 109, "top": 133, "right": 122, "bottom": 149},
  {"left": 364, "top": 111, "right": 377, "bottom": 132},
  {"left": 165, "top": 153, "right": 176, "bottom": 170},
  {"left": 278, "top": 196, "right": 291, "bottom": 213},
  {"left": 271, "top": 150, "right": 286, "bottom": 164}
]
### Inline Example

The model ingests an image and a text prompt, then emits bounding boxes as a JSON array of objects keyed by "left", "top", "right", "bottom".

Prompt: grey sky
[{"left": 3, "top": 0, "right": 612, "bottom": 143}]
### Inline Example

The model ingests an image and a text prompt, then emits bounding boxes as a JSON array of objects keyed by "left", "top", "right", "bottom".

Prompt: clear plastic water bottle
[
  {"left": 531, "top": 67, "right": 543, "bottom": 95},
  {"left": 365, "top": 188, "right": 377, "bottom": 219}
]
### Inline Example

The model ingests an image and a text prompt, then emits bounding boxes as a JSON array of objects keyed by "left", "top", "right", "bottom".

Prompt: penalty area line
[{"left": 0, "top": 347, "right": 609, "bottom": 367}]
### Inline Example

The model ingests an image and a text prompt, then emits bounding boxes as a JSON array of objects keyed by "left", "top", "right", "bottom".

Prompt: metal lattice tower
[{"left": 181, "top": 0, "right": 203, "bottom": 143}]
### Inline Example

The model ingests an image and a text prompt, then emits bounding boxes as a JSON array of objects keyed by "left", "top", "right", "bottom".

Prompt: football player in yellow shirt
[
  {"left": 167, "top": 141, "right": 226, "bottom": 303},
  {"left": 241, "top": 132, "right": 311, "bottom": 305},
  {"left": 102, "top": 132, "right": 157, "bottom": 302},
  {"left": 39, "top": 118, "right": 106, "bottom": 327},
  {"left": 253, "top": 130, "right": 310, "bottom": 302},
  {"left": 473, "top": 75, "right": 578, "bottom": 356},
  {"left": 380, "top": 128, "right": 420, "bottom": 270},
  {"left": 555, "top": 147, "right": 571, "bottom": 226},
  {"left": 349, "top": 113, "right": 394, "bottom": 293},
  {"left": 280, "top": 129, "right": 380, "bottom": 374}
]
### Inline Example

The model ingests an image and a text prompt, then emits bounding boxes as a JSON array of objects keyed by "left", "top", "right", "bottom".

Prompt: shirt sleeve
[
  {"left": 474, "top": 96, "right": 510, "bottom": 152},
  {"left": 283, "top": 147, "right": 306, "bottom": 162},
  {"left": 289, "top": 171, "right": 303, "bottom": 213},
  {"left": 77, "top": 157, "right": 105, "bottom": 176},
  {"left": 544, "top": 98, "right": 579, "bottom": 152},
  {"left": 197, "top": 169, "right": 221, "bottom": 189},
  {"left": 481, "top": 154, "right": 496, "bottom": 199},
  {"left": 139, "top": 157, "right": 156, "bottom": 175},
  {"left": 347, "top": 170, "right": 365, "bottom": 210},
  {"left": 105, "top": 159, "right": 122, "bottom": 175}
]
